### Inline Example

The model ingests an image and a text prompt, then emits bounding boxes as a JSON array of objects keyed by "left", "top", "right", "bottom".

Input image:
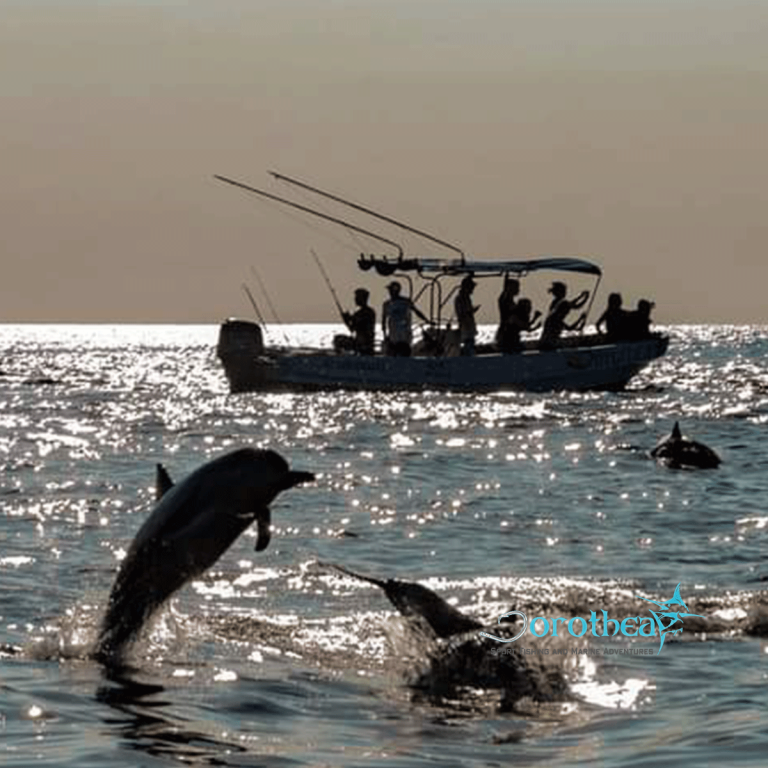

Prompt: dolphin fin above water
[
  {"left": 650, "top": 421, "right": 721, "bottom": 470},
  {"left": 155, "top": 463, "right": 174, "bottom": 500},
  {"left": 95, "top": 448, "right": 314, "bottom": 665}
]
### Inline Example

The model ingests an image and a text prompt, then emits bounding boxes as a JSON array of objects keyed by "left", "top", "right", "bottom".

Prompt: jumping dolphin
[
  {"left": 95, "top": 448, "right": 314, "bottom": 663},
  {"left": 650, "top": 421, "right": 721, "bottom": 469}
]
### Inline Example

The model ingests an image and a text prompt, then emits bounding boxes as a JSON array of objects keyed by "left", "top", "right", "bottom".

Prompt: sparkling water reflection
[{"left": 1, "top": 323, "right": 768, "bottom": 767}]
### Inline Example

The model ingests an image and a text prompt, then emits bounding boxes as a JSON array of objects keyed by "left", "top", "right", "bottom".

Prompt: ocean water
[{"left": 1, "top": 322, "right": 767, "bottom": 767}]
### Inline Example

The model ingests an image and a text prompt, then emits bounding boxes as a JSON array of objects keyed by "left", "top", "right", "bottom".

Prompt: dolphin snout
[{"left": 281, "top": 470, "right": 315, "bottom": 490}]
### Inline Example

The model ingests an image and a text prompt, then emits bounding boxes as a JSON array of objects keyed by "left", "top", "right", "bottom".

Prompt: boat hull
[{"left": 217, "top": 323, "right": 669, "bottom": 394}]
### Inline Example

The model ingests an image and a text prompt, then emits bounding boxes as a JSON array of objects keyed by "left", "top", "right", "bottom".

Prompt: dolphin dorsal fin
[
  {"left": 671, "top": 422, "right": 682, "bottom": 439},
  {"left": 155, "top": 463, "right": 174, "bottom": 500}
]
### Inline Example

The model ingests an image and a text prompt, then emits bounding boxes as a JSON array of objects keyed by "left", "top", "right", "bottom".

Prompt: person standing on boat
[
  {"left": 539, "top": 281, "right": 589, "bottom": 350},
  {"left": 455, "top": 275, "right": 480, "bottom": 356},
  {"left": 334, "top": 288, "right": 376, "bottom": 355},
  {"left": 496, "top": 274, "right": 519, "bottom": 353},
  {"left": 382, "top": 281, "right": 428, "bottom": 356}
]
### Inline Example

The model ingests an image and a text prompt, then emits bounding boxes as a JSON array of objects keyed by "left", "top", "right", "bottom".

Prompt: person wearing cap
[
  {"left": 333, "top": 287, "right": 376, "bottom": 355},
  {"left": 455, "top": 274, "right": 480, "bottom": 356},
  {"left": 539, "top": 281, "right": 589, "bottom": 350},
  {"left": 381, "top": 281, "right": 428, "bottom": 356}
]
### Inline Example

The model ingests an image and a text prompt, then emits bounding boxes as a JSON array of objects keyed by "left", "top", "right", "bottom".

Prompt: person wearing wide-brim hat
[{"left": 381, "top": 280, "right": 428, "bottom": 356}]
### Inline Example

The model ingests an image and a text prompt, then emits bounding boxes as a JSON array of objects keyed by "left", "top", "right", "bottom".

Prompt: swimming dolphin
[
  {"left": 95, "top": 448, "right": 314, "bottom": 663},
  {"left": 324, "top": 562, "right": 483, "bottom": 638},
  {"left": 650, "top": 421, "right": 721, "bottom": 469},
  {"left": 411, "top": 623, "right": 570, "bottom": 709},
  {"left": 325, "top": 563, "right": 567, "bottom": 708}
]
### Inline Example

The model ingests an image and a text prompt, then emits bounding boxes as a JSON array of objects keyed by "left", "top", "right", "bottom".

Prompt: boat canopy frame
[{"left": 358, "top": 254, "right": 604, "bottom": 332}]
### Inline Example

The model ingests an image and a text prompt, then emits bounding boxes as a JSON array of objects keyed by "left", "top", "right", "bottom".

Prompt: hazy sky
[{"left": 2, "top": 0, "right": 767, "bottom": 324}]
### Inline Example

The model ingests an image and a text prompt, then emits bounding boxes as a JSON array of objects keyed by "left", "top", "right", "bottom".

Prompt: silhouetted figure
[
  {"left": 496, "top": 275, "right": 519, "bottom": 345},
  {"left": 497, "top": 275, "right": 519, "bottom": 353},
  {"left": 497, "top": 275, "right": 542, "bottom": 354},
  {"left": 539, "top": 281, "right": 589, "bottom": 350},
  {"left": 334, "top": 288, "right": 376, "bottom": 355},
  {"left": 454, "top": 275, "right": 479, "bottom": 356},
  {"left": 596, "top": 292, "right": 628, "bottom": 342},
  {"left": 382, "top": 281, "right": 428, "bottom": 356},
  {"left": 624, "top": 299, "right": 655, "bottom": 340},
  {"left": 508, "top": 298, "right": 542, "bottom": 351}
]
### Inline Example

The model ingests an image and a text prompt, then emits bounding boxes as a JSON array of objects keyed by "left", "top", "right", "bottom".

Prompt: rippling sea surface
[{"left": 2, "top": 323, "right": 768, "bottom": 767}]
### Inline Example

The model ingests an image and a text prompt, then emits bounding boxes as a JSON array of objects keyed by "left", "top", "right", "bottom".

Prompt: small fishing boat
[{"left": 215, "top": 173, "right": 668, "bottom": 394}]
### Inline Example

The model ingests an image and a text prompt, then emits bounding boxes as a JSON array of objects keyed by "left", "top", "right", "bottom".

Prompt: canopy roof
[{"left": 357, "top": 255, "right": 602, "bottom": 278}]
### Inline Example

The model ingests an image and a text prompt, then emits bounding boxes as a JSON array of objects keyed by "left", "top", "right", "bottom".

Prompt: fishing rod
[
  {"left": 250, "top": 265, "right": 293, "bottom": 347},
  {"left": 241, "top": 283, "right": 266, "bottom": 326},
  {"left": 250, "top": 266, "right": 282, "bottom": 324},
  {"left": 270, "top": 170, "right": 466, "bottom": 263},
  {"left": 214, "top": 174, "right": 404, "bottom": 258},
  {"left": 310, "top": 248, "right": 346, "bottom": 322}
]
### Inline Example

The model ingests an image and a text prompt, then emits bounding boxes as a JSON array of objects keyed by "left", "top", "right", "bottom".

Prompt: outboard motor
[
  {"left": 217, "top": 319, "right": 264, "bottom": 361},
  {"left": 216, "top": 319, "right": 267, "bottom": 392}
]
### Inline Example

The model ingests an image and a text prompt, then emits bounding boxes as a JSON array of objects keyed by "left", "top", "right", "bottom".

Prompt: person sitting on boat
[
  {"left": 382, "top": 281, "right": 428, "bottom": 357},
  {"left": 623, "top": 299, "right": 655, "bottom": 340},
  {"left": 502, "top": 298, "right": 542, "bottom": 353},
  {"left": 595, "top": 292, "right": 628, "bottom": 342},
  {"left": 497, "top": 276, "right": 542, "bottom": 354},
  {"left": 454, "top": 275, "right": 480, "bottom": 356},
  {"left": 539, "top": 281, "right": 589, "bottom": 350},
  {"left": 334, "top": 288, "right": 376, "bottom": 355}
]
